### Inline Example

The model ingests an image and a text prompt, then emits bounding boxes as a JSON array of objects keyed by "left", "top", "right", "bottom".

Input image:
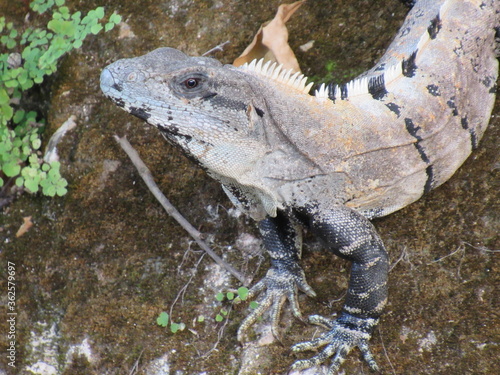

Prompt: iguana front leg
[
  {"left": 237, "top": 211, "right": 316, "bottom": 341},
  {"left": 291, "top": 205, "right": 389, "bottom": 373}
]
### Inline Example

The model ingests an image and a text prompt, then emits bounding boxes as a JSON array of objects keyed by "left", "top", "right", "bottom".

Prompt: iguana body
[{"left": 100, "top": 0, "right": 498, "bottom": 372}]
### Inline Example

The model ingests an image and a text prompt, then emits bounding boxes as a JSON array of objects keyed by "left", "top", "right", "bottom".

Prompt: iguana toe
[
  {"left": 291, "top": 313, "right": 379, "bottom": 374},
  {"left": 237, "top": 262, "right": 316, "bottom": 342}
]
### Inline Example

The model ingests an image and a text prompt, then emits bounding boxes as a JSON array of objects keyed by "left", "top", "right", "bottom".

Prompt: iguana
[{"left": 100, "top": 0, "right": 498, "bottom": 373}]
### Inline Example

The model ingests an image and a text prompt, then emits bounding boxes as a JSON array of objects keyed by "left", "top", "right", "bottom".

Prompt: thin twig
[
  {"left": 378, "top": 327, "right": 396, "bottom": 375},
  {"left": 463, "top": 241, "right": 500, "bottom": 252},
  {"left": 128, "top": 348, "right": 145, "bottom": 375},
  {"left": 199, "top": 304, "right": 233, "bottom": 359},
  {"left": 169, "top": 251, "right": 206, "bottom": 320},
  {"left": 390, "top": 245, "right": 409, "bottom": 272},
  {"left": 428, "top": 242, "right": 465, "bottom": 264},
  {"left": 202, "top": 40, "right": 230, "bottom": 56},
  {"left": 114, "top": 135, "right": 247, "bottom": 285}
]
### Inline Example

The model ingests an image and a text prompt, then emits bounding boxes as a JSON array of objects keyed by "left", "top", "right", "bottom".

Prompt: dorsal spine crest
[{"left": 238, "top": 58, "right": 314, "bottom": 94}]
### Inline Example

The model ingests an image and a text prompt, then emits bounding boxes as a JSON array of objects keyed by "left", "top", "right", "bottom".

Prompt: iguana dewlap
[{"left": 100, "top": 0, "right": 498, "bottom": 373}]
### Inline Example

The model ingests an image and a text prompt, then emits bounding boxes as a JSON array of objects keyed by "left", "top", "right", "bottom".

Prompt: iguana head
[
  {"left": 100, "top": 47, "right": 278, "bottom": 177},
  {"left": 101, "top": 47, "right": 318, "bottom": 218}
]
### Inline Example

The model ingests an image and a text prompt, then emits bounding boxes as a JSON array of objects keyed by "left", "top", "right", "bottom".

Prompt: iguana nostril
[{"left": 100, "top": 68, "right": 122, "bottom": 93}]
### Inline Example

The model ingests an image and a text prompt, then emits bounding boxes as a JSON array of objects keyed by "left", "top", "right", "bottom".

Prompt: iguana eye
[
  {"left": 172, "top": 72, "right": 209, "bottom": 98},
  {"left": 184, "top": 78, "right": 200, "bottom": 89}
]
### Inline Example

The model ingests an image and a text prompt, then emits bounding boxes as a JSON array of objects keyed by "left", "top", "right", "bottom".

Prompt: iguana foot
[
  {"left": 237, "top": 261, "right": 316, "bottom": 342},
  {"left": 291, "top": 313, "right": 379, "bottom": 374}
]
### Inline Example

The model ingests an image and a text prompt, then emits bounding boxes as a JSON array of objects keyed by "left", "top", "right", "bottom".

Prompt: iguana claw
[
  {"left": 291, "top": 313, "right": 379, "bottom": 374},
  {"left": 237, "top": 261, "right": 316, "bottom": 342}
]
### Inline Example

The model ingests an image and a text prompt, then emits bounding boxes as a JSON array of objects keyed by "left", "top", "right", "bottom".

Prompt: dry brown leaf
[
  {"left": 16, "top": 216, "right": 33, "bottom": 237},
  {"left": 233, "top": 1, "right": 305, "bottom": 73}
]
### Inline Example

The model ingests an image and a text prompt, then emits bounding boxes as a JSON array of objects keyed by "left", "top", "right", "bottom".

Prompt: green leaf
[
  {"left": 71, "top": 11, "right": 81, "bottom": 21},
  {"left": 0, "top": 142, "right": 12, "bottom": 155},
  {"left": 22, "top": 145, "right": 31, "bottom": 158},
  {"left": 13, "top": 110, "right": 25, "bottom": 124},
  {"left": 197, "top": 315, "right": 205, "bottom": 323},
  {"left": 24, "top": 177, "right": 40, "bottom": 193},
  {"left": 90, "top": 23, "right": 103, "bottom": 35},
  {"left": 215, "top": 292, "right": 224, "bottom": 302},
  {"left": 0, "top": 104, "right": 14, "bottom": 120},
  {"left": 156, "top": 312, "right": 169, "bottom": 327},
  {"left": 6, "top": 39, "right": 16, "bottom": 49},
  {"left": 170, "top": 323, "right": 180, "bottom": 333},
  {"left": 9, "top": 68, "right": 21, "bottom": 79},
  {"left": 48, "top": 19, "right": 75, "bottom": 37},
  {"left": 58, "top": 6, "right": 70, "bottom": 18},
  {"left": 95, "top": 7, "right": 105, "bottom": 19},
  {"left": 104, "top": 23, "right": 114, "bottom": 32},
  {"left": 48, "top": 168, "right": 60, "bottom": 179},
  {"left": 29, "top": 154, "right": 39, "bottom": 166},
  {"left": 31, "top": 138, "right": 41, "bottom": 150},
  {"left": 56, "top": 185, "right": 67, "bottom": 196},
  {"left": 237, "top": 287, "right": 249, "bottom": 301},
  {"left": 109, "top": 13, "right": 122, "bottom": 24},
  {"left": 25, "top": 111, "right": 38, "bottom": 123},
  {"left": 215, "top": 314, "right": 223, "bottom": 322},
  {"left": 226, "top": 292, "right": 234, "bottom": 300},
  {"left": 4, "top": 79, "right": 19, "bottom": 88},
  {"left": 50, "top": 161, "right": 61, "bottom": 170},
  {"left": 81, "top": 14, "right": 92, "bottom": 25},
  {"left": 0, "top": 89, "right": 9, "bottom": 105},
  {"left": 249, "top": 301, "right": 259, "bottom": 309},
  {"left": 31, "top": 0, "right": 56, "bottom": 14},
  {"left": 20, "top": 78, "right": 34, "bottom": 91},
  {"left": 43, "top": 184, "right": 57, "bottom": 196},
  {"left": 17, "top": 69, "right": 28, "bottom": 85},
  {"left": 2, "top": 163, "right": 20, "bottom": 178}
]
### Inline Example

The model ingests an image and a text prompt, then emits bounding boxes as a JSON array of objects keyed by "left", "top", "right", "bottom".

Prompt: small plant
[
  {"left": 214, "top": 287, "right": 259, "bottom": 322},
  {"left": 215, "top": 308, "right": 228, "bottom": 322},
  {"left": 156, "top": 311, "right": 186, "bottom": 333},
  {"left": 156, "top": 287, "right": 259, "bottom": 333},
  {"left": 216, "top": 286, "right": 253, "bottom": 303},
  {"left": 0, "top": 0, "right": 121, "bottom": 199}
]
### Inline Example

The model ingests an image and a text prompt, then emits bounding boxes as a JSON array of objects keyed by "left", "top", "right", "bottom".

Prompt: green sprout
[
  {"left": 156, "top": 311, "right": 185, "bottom": 333},
  {"left": 213, "top": 286, "right": 259, "bottom": 323},
  {"left": 215, "top": 292, "right": 225, "bottom": 302},
  {"left": 0, "top": 0, "right": 121, "bottom": 201},
  {"left": 156, "top": 312, "right": 169, "bottom": 327},
  {"left": 215, "top": 287, "right": 253, "bottom": 304},
  {"left": 237, "top": 287, "right": 249, "bottom": 301},
  {"left": 169, "top": 322, "right": 185, "bottom": 334}
]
